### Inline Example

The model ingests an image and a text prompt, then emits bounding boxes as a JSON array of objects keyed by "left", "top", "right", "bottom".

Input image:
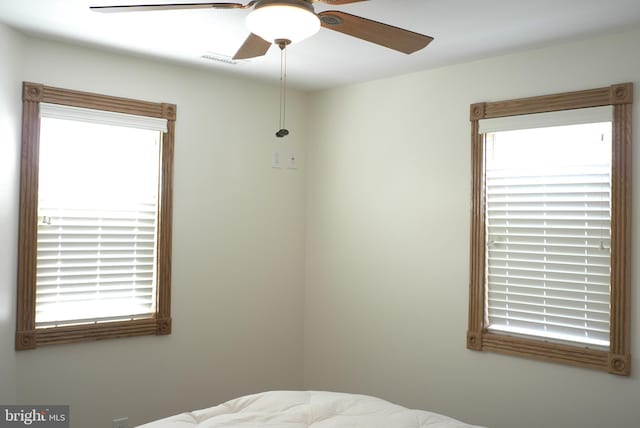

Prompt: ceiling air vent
[{"left": 200, "top": 52, "right": 238, "bottom": 65}]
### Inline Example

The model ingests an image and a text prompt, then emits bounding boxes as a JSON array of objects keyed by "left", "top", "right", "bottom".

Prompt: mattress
[{"left": 136, "top": 390, "right": 483, "bottom": 428}]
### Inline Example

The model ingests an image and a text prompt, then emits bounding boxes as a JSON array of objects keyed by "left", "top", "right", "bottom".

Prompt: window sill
[
  {"left": 16, "top": 317, "right": 171, "bottom": 350},
  {"left": 467, "top": 330, "right": 629, "bottom": 375}
]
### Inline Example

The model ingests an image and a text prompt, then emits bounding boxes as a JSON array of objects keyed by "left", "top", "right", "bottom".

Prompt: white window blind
[
  {"left": 484, "top": 120, "right": 612, "bottom": 348},
  {"left": 36, "top": 107, "right": 163, "bottom": 327},
  {"left": 479, "top": 106, "right": 612, "bottom": 134},
  {"left": 36, "top": 203, "right": 158, "bottom": 326},
  {"left": 40, "top": 102, "right": 168, "bottom": 132}
]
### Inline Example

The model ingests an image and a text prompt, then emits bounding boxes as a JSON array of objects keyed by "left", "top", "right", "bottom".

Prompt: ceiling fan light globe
[{"left": 246, "top": 4, "right": 320, "bottom": 44}]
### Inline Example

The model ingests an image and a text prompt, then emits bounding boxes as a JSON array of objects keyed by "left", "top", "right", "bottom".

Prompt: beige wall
[
  {"left": 304, "top": 28, "right": 640, "bottom": 428},
  {"left": 0, "top": 23, "right": 22, "bottom": 405},
  {"left": 3, "top": 19, "right": 640, "bottom": 428},
  {"left": 5, "top": 28, "right": 307, "bottom": 427}
]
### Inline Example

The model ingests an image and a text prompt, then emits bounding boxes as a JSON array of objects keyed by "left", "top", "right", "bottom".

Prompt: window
[
  {"left": 467, "top": 83, "right": 632, "bottom": 375},
  {"left": 16, "top": 82, "right": 176, "bottom": 349}
]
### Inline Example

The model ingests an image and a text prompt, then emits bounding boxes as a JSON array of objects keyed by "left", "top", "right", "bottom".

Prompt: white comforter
[{"left": 136, "top": 390, "right": 483, "bottom": 428}]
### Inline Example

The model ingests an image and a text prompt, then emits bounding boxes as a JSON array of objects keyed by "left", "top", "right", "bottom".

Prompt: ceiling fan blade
[
  {"left": 90, "top": 2, "right": 255, "bottom": 13},
  {"left": 318, "top": 11, "right": 433, "bottom": 54},
  {"left": 233, "top": 33, "right": 272, "bottom": 60},
  {"left": 315, "top": 0, "right": 368, "bottom": 4}
]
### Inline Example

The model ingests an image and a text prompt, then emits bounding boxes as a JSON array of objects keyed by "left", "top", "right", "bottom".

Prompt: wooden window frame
[
  {"left": 467, "top": 83, "right": 633, "bottom": 375},
  {"left": 16, "top": 82, "right": 176, "bottom": 349}
]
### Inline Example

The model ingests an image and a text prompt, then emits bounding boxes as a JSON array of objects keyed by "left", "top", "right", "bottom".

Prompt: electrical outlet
[{"left": 112, "top": 417, "right": 128, "bottom": 428}]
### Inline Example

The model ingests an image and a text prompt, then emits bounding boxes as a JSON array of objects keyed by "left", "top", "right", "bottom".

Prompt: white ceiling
[{"left": 1, "top": 0, "right": 640, "bottom": 91}]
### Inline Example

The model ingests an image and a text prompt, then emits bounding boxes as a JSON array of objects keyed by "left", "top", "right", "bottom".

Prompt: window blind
[
  {"left": 36, "top": 202, "right": 158, "bottom": 326},
  {"left": 485, "top": 162, "right": 611, "bottom": 348},
  {"left": 479, "top": 106, "right": 612, "bottom": 134},
  {"left": 40, "top": 102, "right": 168, "bottom": 132}
]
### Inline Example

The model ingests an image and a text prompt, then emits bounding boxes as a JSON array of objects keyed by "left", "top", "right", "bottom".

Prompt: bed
[{"left": 136, "top": 390, "right": 483, "bottom": 428}]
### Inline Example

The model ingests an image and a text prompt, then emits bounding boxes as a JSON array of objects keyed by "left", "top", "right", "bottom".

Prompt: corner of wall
[{"left": 0, "top": 22, "right": 24, "bottom": 404}]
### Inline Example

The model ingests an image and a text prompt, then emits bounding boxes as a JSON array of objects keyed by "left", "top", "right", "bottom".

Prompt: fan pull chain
[
  {"left": 281, "top": 43, "right": 286, "bottom": 129},
  {"left": 275, "top": 39, "right": 290, "bottom": 138}
]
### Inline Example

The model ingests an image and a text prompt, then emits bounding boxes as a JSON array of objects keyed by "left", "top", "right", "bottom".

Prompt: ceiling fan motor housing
[
  {"left": 253, "top": 0, "right": 315, "bottom": 13},
  {"left": 246, "top": 0, "right": 321, "bottom": 43}
]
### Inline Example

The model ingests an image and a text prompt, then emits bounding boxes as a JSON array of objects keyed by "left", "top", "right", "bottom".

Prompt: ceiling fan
[{"left": 90, "top": 0, "right": 434, "bottom": 60}]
